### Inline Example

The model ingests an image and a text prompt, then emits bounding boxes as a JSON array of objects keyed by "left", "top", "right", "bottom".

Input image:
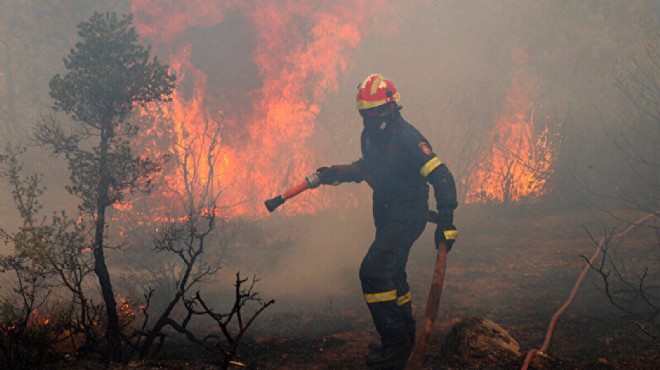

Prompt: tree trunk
[{"left": 94, "top": 128, "right": 122, "bottom": 361}]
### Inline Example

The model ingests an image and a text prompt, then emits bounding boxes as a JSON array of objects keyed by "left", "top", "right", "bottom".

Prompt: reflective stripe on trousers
[{"left": 360, "top": 221, "right": 425, "bottom": 347}]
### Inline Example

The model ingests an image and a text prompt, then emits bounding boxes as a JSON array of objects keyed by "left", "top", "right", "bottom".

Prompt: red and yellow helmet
[{"left": 355, "top": 74, "right": 400, "bottom": 110}]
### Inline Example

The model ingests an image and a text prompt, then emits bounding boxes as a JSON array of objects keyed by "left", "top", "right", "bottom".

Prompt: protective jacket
[{"left": 333, "top": 111, "right": 457, "bottom": 225}]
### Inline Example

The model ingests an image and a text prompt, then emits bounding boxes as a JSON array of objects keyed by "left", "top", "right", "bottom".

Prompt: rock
[{"left": 441, "top": 316, "right": 521, "bottom": 367}]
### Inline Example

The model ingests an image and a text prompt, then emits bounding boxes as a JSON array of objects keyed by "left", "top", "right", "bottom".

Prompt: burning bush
[{"left": 0, "top": 146, "right": 101, "bottom": 366}]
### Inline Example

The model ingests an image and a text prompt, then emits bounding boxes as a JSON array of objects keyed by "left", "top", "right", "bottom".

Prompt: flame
[
  {"left": 28, "top": 309, "right": 52, "bottom": 328},
  {"left": 465, "top": 50, "right": 558, "bottom": 204},
  {"left": 126, "top": 1, "right": 386, "bottom": 218},
  {"left": 118, "top": 295, "right": 136, "bottom": 319}
]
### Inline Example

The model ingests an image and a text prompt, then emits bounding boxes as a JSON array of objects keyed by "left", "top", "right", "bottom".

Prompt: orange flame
[
  {"left": 27, "top": 309, "right": 52, "bottom": 328},
  {"left": 127, "top": 1, "right": 385, "bottom": 218},
  {"left": 118, "top": 295, "right": 137, "bottom": 319},
  {"left": 466, "top": 50, "right": 558, "bottom": 204}
]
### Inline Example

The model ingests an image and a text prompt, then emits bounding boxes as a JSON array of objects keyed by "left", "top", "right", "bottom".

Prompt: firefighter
[{"left": 313, "top": 73, "right": 458, "bottom": 368}]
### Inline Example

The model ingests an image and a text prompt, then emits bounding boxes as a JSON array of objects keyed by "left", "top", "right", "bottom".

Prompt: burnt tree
[{"left": 33, "top": 12, "right": 175, "bottom": 361}]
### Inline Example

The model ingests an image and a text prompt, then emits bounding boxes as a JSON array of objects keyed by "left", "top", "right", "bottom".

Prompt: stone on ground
[{"left": 441, "top": 316, "right": 521, "bottom": 367}]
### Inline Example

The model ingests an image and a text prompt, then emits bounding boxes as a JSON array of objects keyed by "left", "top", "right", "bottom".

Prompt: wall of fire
[{"left": 0, "top": 1, "right": 657, "bottom": 221}]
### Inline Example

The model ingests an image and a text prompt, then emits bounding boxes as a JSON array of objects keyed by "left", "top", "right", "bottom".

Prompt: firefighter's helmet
[{"left": 355, "top": 74, "right": 400, "bottom": 110}]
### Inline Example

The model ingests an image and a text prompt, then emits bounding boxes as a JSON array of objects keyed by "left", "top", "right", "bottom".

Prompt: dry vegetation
[{"left": 30, "top": 204, "right": 652, "bottom": 370}]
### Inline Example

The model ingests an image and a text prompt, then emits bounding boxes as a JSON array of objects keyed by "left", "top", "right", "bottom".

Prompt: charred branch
[
  {"left": 635, "top": 321, "right": 659, "bottom": 342},
  {"left": 581, "top": 221, "right": 659, "bottom": 323},
  {"left": 178, "top": 274, "right": 274, "bottom": 369},
  {"left": 133, "top": 210, "right": 218, "bottom": 358}
]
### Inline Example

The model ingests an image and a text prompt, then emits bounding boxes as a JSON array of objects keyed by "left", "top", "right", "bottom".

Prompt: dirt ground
[{"left": 51, "top": 203, "right": 660, "bottom": 369}]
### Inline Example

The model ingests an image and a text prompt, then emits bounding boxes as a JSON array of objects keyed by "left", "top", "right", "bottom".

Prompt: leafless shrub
[
  {"left": 582, "top": 222, "right": 659, "bottom": 340},
  {"left": 119, "top": 112, "right": 274, "bottom": 367},
  {"left": 127, "top": 207, "right": 221, "bottom": 358},
  {"left": 166, "top": 273, "right": 274, "bottom": 369}
]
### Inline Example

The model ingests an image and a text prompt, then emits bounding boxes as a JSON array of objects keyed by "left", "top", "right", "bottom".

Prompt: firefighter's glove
[
  {"left": 435, "top": 224, "right": 457, "bottom": 252},
  {"left": 316, "top": 166, "right": 341, "bottom": 186}
]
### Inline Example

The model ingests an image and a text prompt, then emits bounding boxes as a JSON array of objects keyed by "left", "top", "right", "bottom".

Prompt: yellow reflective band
[
  {"left": 364, "top": 290, "right": 397, "bottom": 304},
  {"left": 357, "top": 98, "right": 389, "bottom": 110},
  {"left": 444, "top": 229, "right": 458, "bottom": 240},
  {"left": 397, "top": 292, "right": 412, "bottom": 306},
  {"left": 370, "top": 76, "right": 386, "bottom": 95},
  {"left": 419, "top": 156, "right": 442, "bottom": 177}
]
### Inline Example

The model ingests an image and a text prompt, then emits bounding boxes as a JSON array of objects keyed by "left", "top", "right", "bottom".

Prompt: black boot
[
  {"left": 368, "top": 336, "right": 414, "bottom": 354},
  {"left": 366, "top": 341, "right": 412, "bottom": 369},
  {"left": 368, "top": 342, "right": 383, "bottom": 353}
]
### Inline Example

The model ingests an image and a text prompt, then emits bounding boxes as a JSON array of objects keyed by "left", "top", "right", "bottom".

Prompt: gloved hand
[
  {"left": 316, "top": 166, "right": 341, "bottom": 185},
  {"left": 435, "top": 223, "right": 457, "bottom": 252}
]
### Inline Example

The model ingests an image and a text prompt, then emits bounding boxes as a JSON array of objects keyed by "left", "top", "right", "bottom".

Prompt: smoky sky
[{"left": 0, "top": 1, "right": 658, "bottom": 311}]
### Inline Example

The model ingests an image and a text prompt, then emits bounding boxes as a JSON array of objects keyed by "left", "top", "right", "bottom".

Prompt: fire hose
[
  {"left": 520, "top": 212, "right": 658, "bottom": 370},
  {"left": 264, "top": 172, "right": 322, "bottom": 213},
  {"left": 265, "top": 171, "right": 447, "bottom": 367},
  {"left": 264, "top": 171, "right": 442, "bottom": 224}
]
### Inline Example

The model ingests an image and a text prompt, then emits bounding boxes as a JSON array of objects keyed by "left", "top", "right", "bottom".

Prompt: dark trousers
[{"left": 359, "top": 221, "right": 426, "bottom": 348}]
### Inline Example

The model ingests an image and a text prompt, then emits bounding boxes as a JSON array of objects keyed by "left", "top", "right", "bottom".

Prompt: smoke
[
  {"left": 1, "top": 0, "right": 658, "bottom": 341},
  {"left": 2, "top": 1, "right": 655, "bottom": 215}
]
